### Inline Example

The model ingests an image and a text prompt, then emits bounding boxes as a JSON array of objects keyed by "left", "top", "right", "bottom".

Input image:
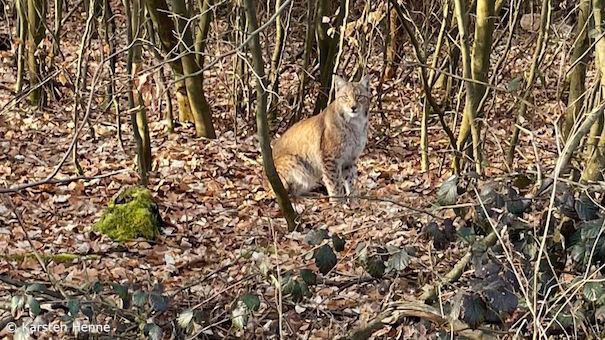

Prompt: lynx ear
[
  {"left": 359, "top": 76, "right": 370, "bottom": 90},
  {"left": 334, "top": 75, "right": 347, "bottom": 92}
]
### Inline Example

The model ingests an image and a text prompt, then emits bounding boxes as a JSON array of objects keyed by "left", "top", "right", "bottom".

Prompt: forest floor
[{"left": 0, "top": 5, "right": 569, "bottom": 339}]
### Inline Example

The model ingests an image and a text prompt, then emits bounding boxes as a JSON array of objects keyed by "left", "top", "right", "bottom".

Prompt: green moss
[
  {"left": 51, "top": 253, "right": 80, "bottom": 263},
  {"left": 2, "top": 253, "right": 97, "bottom": 264},
  {"left": 93, "top": 187, "right": 162, "bottom": 242}
]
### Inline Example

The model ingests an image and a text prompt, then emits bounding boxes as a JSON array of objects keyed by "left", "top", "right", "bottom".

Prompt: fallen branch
[
  {"left": 0, "top": 275, "right": 63, "bottom": 299},
  {"left": 345, "top": 230, "right": 498, "bottom": 340},
  {"left": 419, "top": 230, "right": 498, "bottom": 302},
  {"left": 0, "top": 169, "right": 129, "bottom": 194},
  {"left": 345, "top": 301, "right": 492, "bottom": 340}
]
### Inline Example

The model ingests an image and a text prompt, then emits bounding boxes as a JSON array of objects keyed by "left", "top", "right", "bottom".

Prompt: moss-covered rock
[{"left": 93, "top": 187, "right": 162, "bottom": 242}]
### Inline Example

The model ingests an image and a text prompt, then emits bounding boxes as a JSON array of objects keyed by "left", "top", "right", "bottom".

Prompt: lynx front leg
[
  {"left": 321, "top": 159, "right": 344, "bottom": 202},
  {"left": 342, "top": 164, "right": 357, "bottom": 196}
]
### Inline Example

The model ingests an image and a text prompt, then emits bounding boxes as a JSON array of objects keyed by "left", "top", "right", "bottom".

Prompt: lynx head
[{"left": 334, "top": 75, "right": 370, "bottom": 119}]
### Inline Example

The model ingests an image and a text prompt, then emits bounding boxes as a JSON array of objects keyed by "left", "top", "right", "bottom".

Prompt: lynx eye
[{"left": 357, "top": 96, "right": 369, "bottom": 105}]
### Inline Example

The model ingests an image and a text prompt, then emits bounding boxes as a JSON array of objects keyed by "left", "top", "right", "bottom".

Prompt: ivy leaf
[
  {"left": 583, "top": 282, "right": 604, "bottom": 302},
  {"left": 513, "top": 173, "right": 533, "bottom": 189},
  {"left": 576, "top": 193, "right": 600, "bottom": 221},
  {"left": 27, "top": 296, "right": 41, "bottom": 316},
  {"left": 478, "top": 185, "right": 505, "bottom": 220},
  {"left": 386, "top": 246, "right": 411, "bottom": 272},
  {"left": 143, "top": 323, "right": 162, "bottom": 340},
  {"left": 300, "top": 269, "right": 317, "bottom": 286},
  {"left": 281, "top": 274, "right": 295, "bottom": 295},
  {"left": 111, "top": 283, "right": 129, "bottom": 303},
  {"left": 305, "top": 229, "right": 330, "bottom": 245},
  {"left": 443, "top": 219, "right": 456, "bottom": 241},
  {"left": 132, "top": 289, "right": 148, "bottom": 307},
  {"left": 239, "top": 294, "right": 260, "bottom": 312},
  {"left": 580, "top": 219, "right": 603, "bottom": 241},
  {"left": 506, "top": 187, "right": 530, "bottom": 215},
  {"left": 570, "top": 244, "right": 586, "bottom": 263},
  {"left": 91, "top": 281, "right": 103, "bottom": 294},
  {"left": 26, "top": 283, "right": 46, "bottom": 293},
  {"left": 177, "top": 310, "right": 194, "bottom": 329},
  {"left": 483, "top": 287, "right": 518, "bottom": 314},
  {"left": 67, "top": 299, "right": 80, "bottom": 317},
  {"left": 314, "top": 244, "right": 337, "bottom": 275},
  {"left": 436, "top": 175, "right": 459, "bottom": 206},
  {"left": 355, "top": 242, "right": 368, "bottom": 263},
  {"left": 291, "top": 280, "right": 305, "bottom": 302},
  {"left": 11, "top": 295, "right": 25, "bottom": 316},
  {"left": 365, "top": 255, "right": 386, "bottom": 278},
  {"left": 149, "top": 292, "right": 170, "bottom": 312},
  {"left": 331, "top": 234, "right": 346, "bottom": 252},
  {"left": 507, "top": 77, "right": 523, "bottom": 92},
  {"left": 422, "top": 222, "right": 440, "bottom": 239},
  {"left": 457, "top": 226, "right": 476, "bottom": 246},
  {"left": 461, "top": 294, "right": 486, "bottom": 328},
  {"left": 81, "top": 305, "right": 94, "bottom": 319}
]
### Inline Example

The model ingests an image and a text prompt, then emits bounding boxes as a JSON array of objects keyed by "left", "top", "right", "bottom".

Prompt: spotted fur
[{"left": 271, "top": 75, "right": 370, "bottom": 200}]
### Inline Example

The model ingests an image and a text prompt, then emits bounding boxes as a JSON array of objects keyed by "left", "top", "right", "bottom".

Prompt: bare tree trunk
[
  {"left": 384, "top": 6, "right": 400, "bottom": 80},
  {"left": 102, "top": 0, "right": 124, "bottom": 147},
  {"left": 146, "top": 17, "right": 175, "bottom": 133},
  {"left": 562, "top": 0, "right": 591, "bottom": 140},
  {"left": 145, "top": 0, "right": 193, "bottom": 123},
  {"left": 195, "top": 0, "right": 212, "bottom": 68},
  {"left": 124, "top": 0, "right": 149, "bottom": 184},
  {"left": 268, "top": 0, "right": 286, "bottom": 120},
  {"left": 507, "top": 0, "right": 551, "bottom": 167},
  {"left": 172, "top": 0, "right": 217, "bottom": 138},
  {"left": 420, "top": 1, "right": 451, "bottom": 172},
  {"left": 581, "top": 0, "right": 605, "bottom": 181},
  {"left": 294, "top": 0, "right": 315, "bottom": 123},
  {"left": 231, "top": 5, "right": 246, "bottom": 131},
  {"left": 131, "top": 0, "right": 152, "bottom": 170},
  {"left": 50, "top": 0, "right": 62, "bottom": 80},
  {"left": 72, "top": 0, "right": 99, "bottom": 175},
  {"left": 389, "top": 0, "right": 457, "bottom": 158},
  {"left": 243, "top": 0, "right": 297, "bottom": 232},
  {"left": 313, "top": 0, "right": 345, "bottom": 115},
  {"left": 26, "top": 0, "right": 46, "bottom": 106},
  {"left": 15, "top": 0, "right": 26, "bottom": 93},
  {"left": 453, "top": 0, "right": 490, "bottom": 174}
]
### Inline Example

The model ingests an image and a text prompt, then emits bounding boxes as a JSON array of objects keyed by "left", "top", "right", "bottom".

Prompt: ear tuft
[
  {"left": 359, "top": 76, "right": 369, "bottom": 89},
  {"left": 333, "top": 75, "right": 347, "bottom": 92}
]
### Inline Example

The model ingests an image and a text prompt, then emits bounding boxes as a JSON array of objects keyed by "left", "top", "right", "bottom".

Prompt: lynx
[{"left": 271, "top": 75, "right": 370, "bottom": 200}]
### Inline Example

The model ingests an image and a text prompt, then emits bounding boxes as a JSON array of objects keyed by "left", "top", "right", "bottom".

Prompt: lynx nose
[{"left": 351, "top": 104, "right": 358, "bottom": 112}]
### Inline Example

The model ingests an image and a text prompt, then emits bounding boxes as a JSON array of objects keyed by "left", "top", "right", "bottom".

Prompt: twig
[
  {"left": 301, "top": 193, "right": 443, "bottom": 220},
  {"left": 4, "top": 198, "right": 67, "bottom": 299},
  {"left": 0, "top": 169, "right": 129, "bottom": 194}
]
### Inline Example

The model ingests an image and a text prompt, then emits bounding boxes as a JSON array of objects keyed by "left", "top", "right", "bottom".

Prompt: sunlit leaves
[
  {"left": 177, "top": 310, "right": 194, "bottom": 329},
  {"left": 583, "top": 282, "right": 604, "bottom": 302},
  {"left": 231, "top": 293, "right": 260, "bottom": 331},
  {"left": 436, "top": 175, "right": 459, "bottom": 206}
]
